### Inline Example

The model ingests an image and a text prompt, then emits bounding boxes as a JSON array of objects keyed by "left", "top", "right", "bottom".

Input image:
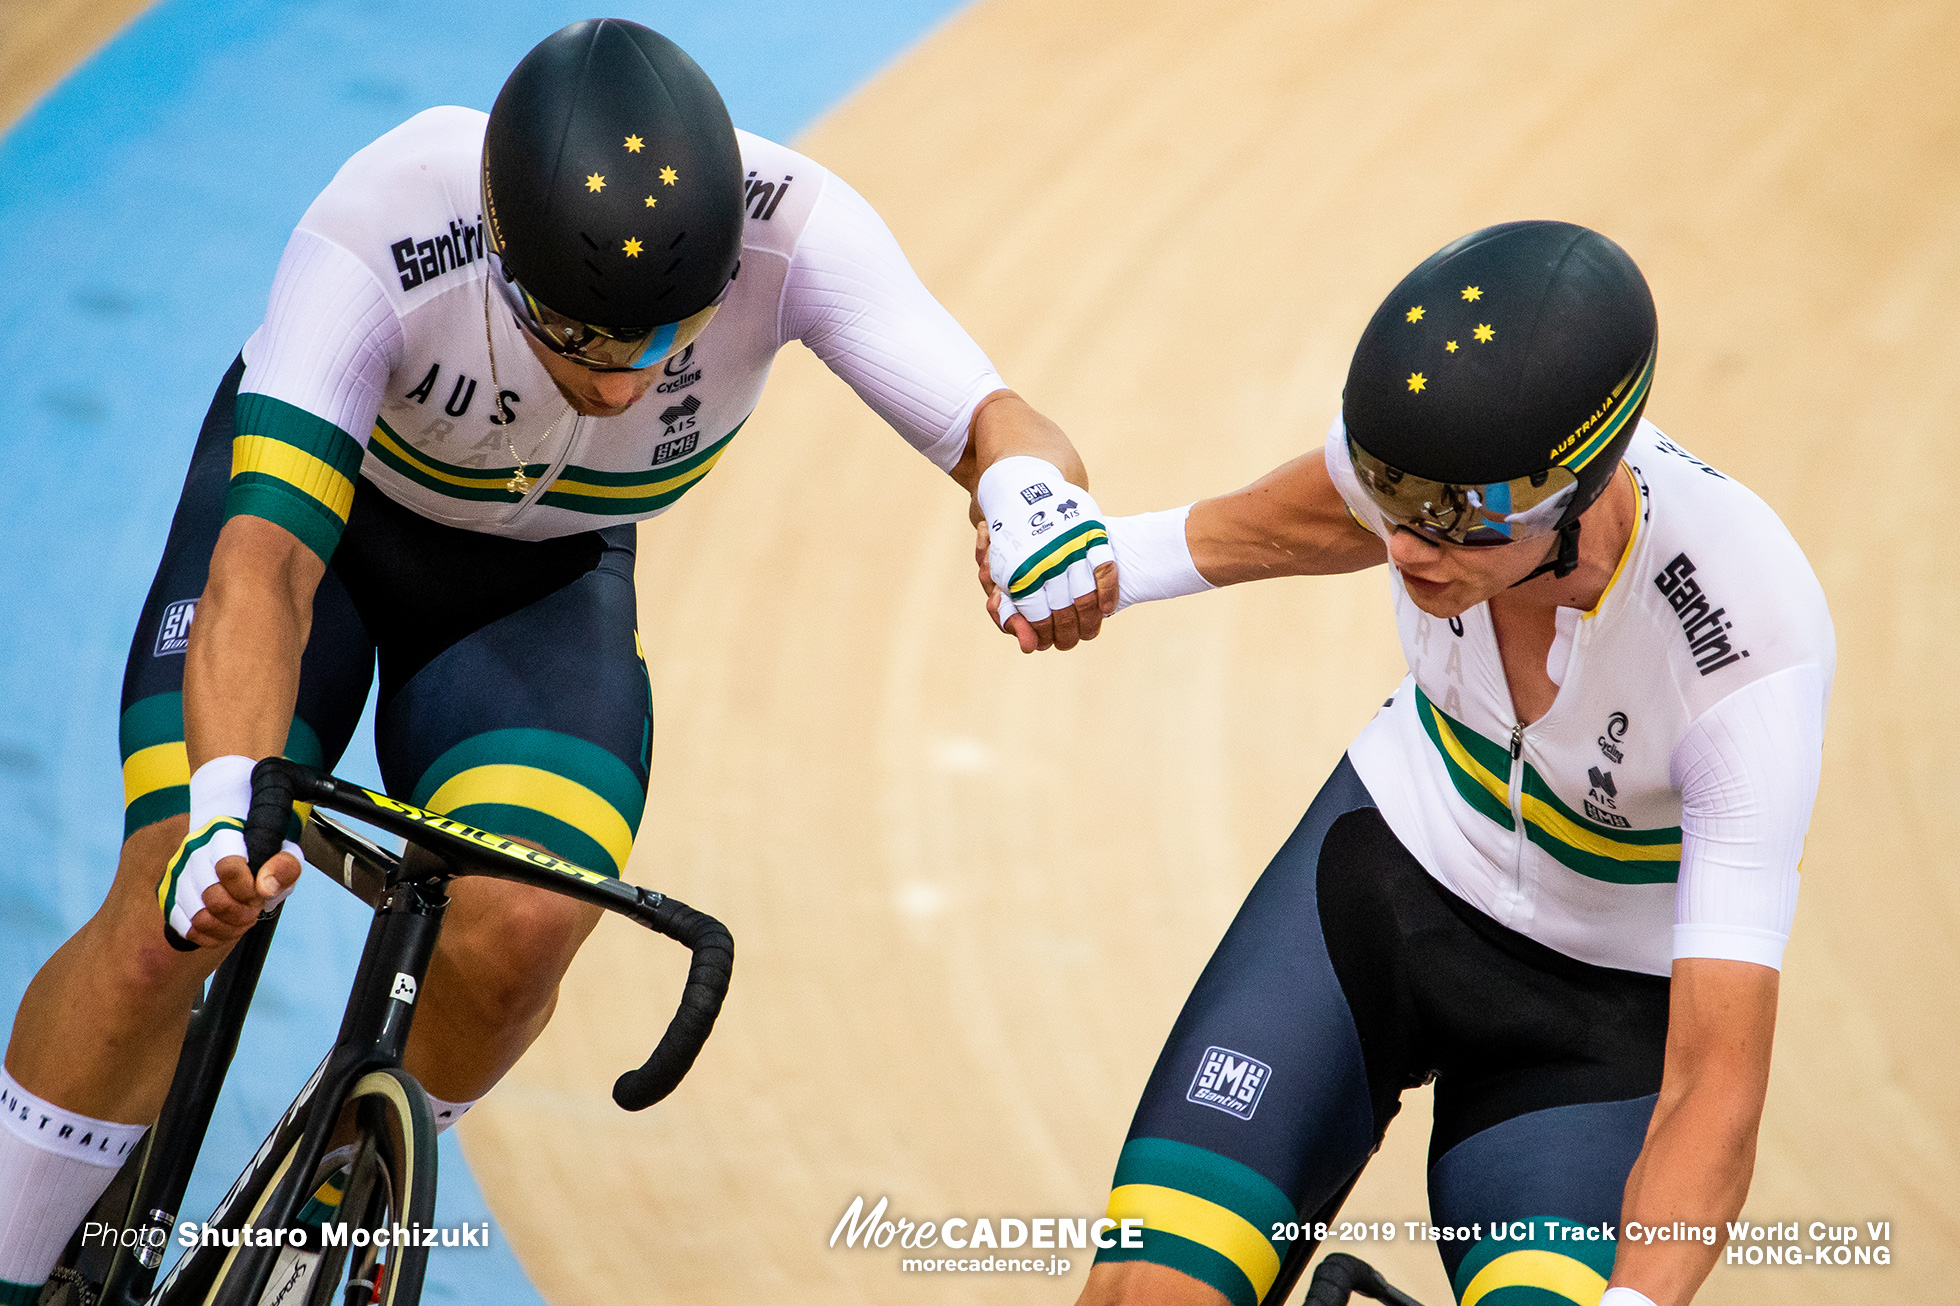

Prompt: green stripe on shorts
[
  {"left": 1096, "top": 1228, "right": 1260, "bottom": 1306},
  {"left": 1112, "top": 1138, "right": 1295, "bottom": 1233}
]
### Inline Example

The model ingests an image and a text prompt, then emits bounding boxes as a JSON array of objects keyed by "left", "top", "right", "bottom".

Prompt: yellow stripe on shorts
[
  {"left": 232, "top": 434, "right": 357, "bottom": 523},
  {"left": 1107, "top": 1183, "right": 1281, "bottom": 1301},
  {"left": 123, "top": 741, "right": 189, "bottom": 806},
  {"left": 1460, "top": 1249, "right": 1609, "bottom": 1306},
  {"left": 426, "top": 764, "right": 634, "bottom": 873}
]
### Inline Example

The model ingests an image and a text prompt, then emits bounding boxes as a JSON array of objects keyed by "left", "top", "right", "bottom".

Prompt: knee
[{"left": 436, "top": 882, "right": 598, "bottom": 1021}]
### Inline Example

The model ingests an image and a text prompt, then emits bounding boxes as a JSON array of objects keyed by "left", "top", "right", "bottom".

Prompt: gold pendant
[{"left": 506, "top": 470, "right": 532, "bottom": 495}]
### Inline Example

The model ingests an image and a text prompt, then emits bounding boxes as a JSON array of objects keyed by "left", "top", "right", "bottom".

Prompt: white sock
[
  {"left": 425, "top": 1091, "right": 477, "bottom": 1134},
  {"left": 0, "top": 1065, "right": 148, "bottom": 1295}
]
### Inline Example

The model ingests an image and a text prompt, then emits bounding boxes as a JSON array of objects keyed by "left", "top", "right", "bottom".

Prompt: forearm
[
  {"left": 1611, "top": 958, "right": 1778, "bottom": 1305},
  {"left": 1184, "top": 450, "right": 1384, "bottom": 585},
  {"left": 182, "top": 517, "right": 323, "bottom": 770},
  {"left": 1611, "top": 1083, "right": 1759, "bottom": 1302}
]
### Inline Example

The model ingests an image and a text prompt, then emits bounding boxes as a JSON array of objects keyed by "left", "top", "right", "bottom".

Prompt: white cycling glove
[
  {"left": 977, "top": 456, "right": 1115, "bottom": 626},
  {"left": 158, "top": 754, "right": 302, "bottom": 948}
]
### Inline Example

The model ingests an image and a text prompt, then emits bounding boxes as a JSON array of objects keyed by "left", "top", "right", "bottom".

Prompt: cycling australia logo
[
  {"left": 155, "top": 598, "right": 197, "bottom": 657},
  {"left": 1187, "top": 1046, "right": 1271, "bottom": 1121},
  {"left": 1598, "top": 711, "right": 1628, "bottom": 763},
  {"left": 657, "top": 344, "right": 701, "bottom": 394},
  {"left": 1653, "top": 553, "right": 1748, "bottom": 676}
]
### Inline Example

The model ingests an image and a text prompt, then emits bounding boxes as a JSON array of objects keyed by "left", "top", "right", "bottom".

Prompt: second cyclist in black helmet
[
  {"left": 0, "top": 18, "right": 1125, "bottom": 1289},
  {"left": 1006, "top": 221, "right": 1833, "bottom": 1306},
  {"left": 1341, "top": 220, "right": 1658, "bottom": 581}
]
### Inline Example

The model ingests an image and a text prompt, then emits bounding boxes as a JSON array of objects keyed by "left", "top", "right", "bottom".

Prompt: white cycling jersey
[
  {"left": 228, "top": 107, "right": 1003, "bottom": 555},
  {"left": 1327, "top": 418, "right": 1835, "bottom": 975}
]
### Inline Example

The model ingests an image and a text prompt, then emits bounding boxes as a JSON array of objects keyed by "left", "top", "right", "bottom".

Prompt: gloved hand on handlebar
[
  {"left": 976, "top": 455, "right": 1118, "bottom": 652},
  {"left": 158, "top": 755, "right": 303, "bottom": 951}
]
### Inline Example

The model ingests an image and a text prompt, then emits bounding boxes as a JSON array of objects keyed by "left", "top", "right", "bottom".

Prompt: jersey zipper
[{"left": 1507, "top": 719, "right": 1528, "bottom": 900}]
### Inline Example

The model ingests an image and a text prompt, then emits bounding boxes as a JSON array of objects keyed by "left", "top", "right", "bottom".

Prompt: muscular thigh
[
  {"left": 346, "top": 491, "right": 653, "bottom": 878},
  {"left": 1096, "top": 760, "right": 1397, "bottom": 1306},
  {"left": 1398, "top": 858, "right": 1671, "bottom": 1303},
  {"left": 1097, "top": 761, "right": 1672, "bottom": 1306}
]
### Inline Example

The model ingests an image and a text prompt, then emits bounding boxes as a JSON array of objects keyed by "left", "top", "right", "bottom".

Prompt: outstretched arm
[
  {"left": 1183, "top": 447, "right": 1385, "bottom": 584},
  {"left": 974, "top": 445, "right": 1388, "bottom": 652}
]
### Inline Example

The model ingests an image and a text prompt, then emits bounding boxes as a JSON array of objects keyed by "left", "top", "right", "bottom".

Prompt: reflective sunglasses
[
  {"left": 1345, "top": 434, "right": 1580, "bottom": 547},
  {"left": 489, "top": 248, "right": 725, "bottom": 371}
]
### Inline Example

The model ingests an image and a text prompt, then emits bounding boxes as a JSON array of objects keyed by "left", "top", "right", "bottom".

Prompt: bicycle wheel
[{"left": 200, "top": 1066, "right": 437, "bottom": 1306}]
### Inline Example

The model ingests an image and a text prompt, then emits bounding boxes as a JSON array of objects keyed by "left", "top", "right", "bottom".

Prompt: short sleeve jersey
[
  {"left": 1327, "top": 418, "right": 1837, "bottom": 974},
  {"left": 229, "top": 106, "right": 1003, "bottom": 555}
]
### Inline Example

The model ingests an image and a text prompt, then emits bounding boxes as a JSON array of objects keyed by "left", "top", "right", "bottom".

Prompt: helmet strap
[{"left": 1511, "top": 519, "right": 1582, "bottom": 587}]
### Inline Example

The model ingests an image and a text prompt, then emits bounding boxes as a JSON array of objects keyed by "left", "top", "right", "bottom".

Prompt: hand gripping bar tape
[{"left": 246, "top": 757, "right": 735, "bottom": 1111}]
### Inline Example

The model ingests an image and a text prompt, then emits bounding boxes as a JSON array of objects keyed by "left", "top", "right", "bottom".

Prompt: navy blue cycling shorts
[
  {"left": 1096, "top": 757, "right": 1670, "bottom": 1305},
  {"left": 119, "top": 356, "right": 652, "bottom": 875}
]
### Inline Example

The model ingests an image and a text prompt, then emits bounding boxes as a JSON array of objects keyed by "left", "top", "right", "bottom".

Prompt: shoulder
[
  {"left": 295, "top": 107, "right": 490, "bottom": 303},
  {"left": 734, "top": 129, "right": 832, "bottom": 261},
  {"left": 1323, "top": 415, "right": 1389, "bottom": 536},
  {"left": 1622, "top": 420, "right": 1836, "bottom": 705}
]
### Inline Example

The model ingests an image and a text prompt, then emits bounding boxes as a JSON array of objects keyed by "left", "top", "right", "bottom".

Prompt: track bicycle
[{"left": 44, "top": 757, "right": 734, "bottom": 1306}]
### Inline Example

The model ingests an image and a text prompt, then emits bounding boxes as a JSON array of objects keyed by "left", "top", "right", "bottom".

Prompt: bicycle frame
[{"left": 82, "top": 758, "right": 733, "bottom": 1306}]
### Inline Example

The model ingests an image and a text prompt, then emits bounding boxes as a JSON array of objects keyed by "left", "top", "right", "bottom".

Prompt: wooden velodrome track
[{"left": 10, "top": 1, "right": 1957, "bottom": 1302}]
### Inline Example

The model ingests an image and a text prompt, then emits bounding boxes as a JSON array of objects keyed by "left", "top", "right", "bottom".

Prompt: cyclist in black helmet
[
  {"left": 0, "top": 19, "right": 1120, "bottom": 1296},
  {"left": 1015, "top": 222, "right": 1833, "bottom": 1306}
]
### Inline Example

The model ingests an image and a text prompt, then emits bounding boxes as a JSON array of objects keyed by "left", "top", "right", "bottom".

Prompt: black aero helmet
[
  {"left": 1342, "top": 221, "right": 1656, "bottom": 575},
  {"left": 482, "top": 19, "right": 744, "bottom": 369}
]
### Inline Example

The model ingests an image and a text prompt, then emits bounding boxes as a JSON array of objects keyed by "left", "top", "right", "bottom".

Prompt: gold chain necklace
[{"left": 483, "top": 276, "right": 571, "bottom": 496}]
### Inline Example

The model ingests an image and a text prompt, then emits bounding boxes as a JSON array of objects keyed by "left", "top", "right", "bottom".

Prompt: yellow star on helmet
[
  {"left": 585, "top": 173, "right": 605, "bottom": 193},
  {"left": 1405, "top": 305, "right": 1425, "bottom": 323},
  {"left": 622, "top": 237, "right": 643, "bottom": 258},
  {"left": 1462, "top": 285, "right": 1482, "bottom": 302},
  {"left": 1408, "top": 372, "right": 1427, "bottom": 393},
  {"left": 624, "top": 134, "right": 644, "bottom": 153},
  {"left": 659, "top": 165, "right": 678, "bottom": 186},
  {"left": 1473, "top": 323, "right": 1495, "bottom": 342},
  {"left": 644, "top": 195, "right": 657, "bottom": 208},
  {"left": 1445, "top": 340, "right": 1459, "bottom": 353}
]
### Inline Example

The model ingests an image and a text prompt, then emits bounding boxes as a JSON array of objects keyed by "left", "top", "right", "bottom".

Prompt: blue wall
[{"left": 0, "top": 2, "right": 968, "bottom": 1300}]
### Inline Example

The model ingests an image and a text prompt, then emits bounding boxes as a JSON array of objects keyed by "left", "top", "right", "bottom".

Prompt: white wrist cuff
[
  {"left": 188, "top": 754, "right": 255, "bottom": 830},
  {"left": 1600, "top": 1287, "right": 1660, "bottom": 1306},
  {"left": 1107, "top": 505, "right": 1212, "bottom": 613}
]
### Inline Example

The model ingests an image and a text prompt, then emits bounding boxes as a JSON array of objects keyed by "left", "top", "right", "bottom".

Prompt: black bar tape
[
  {"left": 243, "top": 757, "right": 299, "bottom": 871},
  {"left": 612, "top": 891, "right": 734, "bottom": 1111},
  {"left": 1304, "top": 1255, "right": 1428, "bottom": 1306}
]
